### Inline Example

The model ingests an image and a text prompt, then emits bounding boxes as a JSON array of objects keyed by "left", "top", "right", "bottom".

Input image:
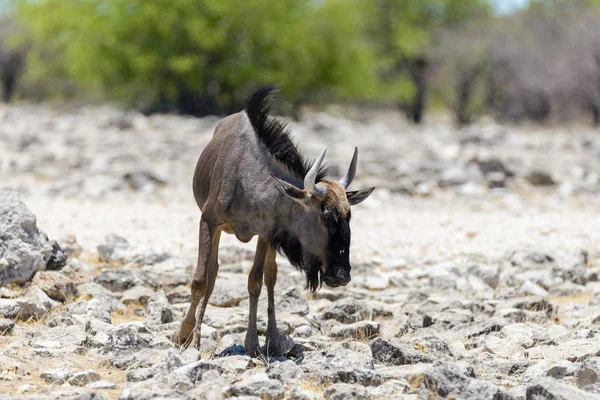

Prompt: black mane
[
  {"left": 267, "top": 226, "right": 323, "bottom": 292},
  {"left": 245, "top": 85, "right": 327, "bottom": 183}
]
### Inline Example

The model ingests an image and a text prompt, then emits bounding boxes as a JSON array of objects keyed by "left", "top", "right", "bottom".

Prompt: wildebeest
[{"left": 174, "top": 86, "right": 375, "bottom": 356}]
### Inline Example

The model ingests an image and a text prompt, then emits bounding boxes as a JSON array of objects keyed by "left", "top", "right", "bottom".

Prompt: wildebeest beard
[{"left": 267, "top": 227, "right": 323, "bottom": 292}]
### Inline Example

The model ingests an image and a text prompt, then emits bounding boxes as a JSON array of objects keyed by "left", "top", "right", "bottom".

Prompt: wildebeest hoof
[
  {"left": 172, "top": 328, "right": 188, "bottom": 347},
  {"left": 189, "top": 332, "right": 201, "bottom": 351},
  {"left": 264, "top": 339, "right": 283, "bottom": 357},
  {"left": 245, "top": 346, "right": 262, "bottom": 358},
  {"left": 245, "top": 334, "right": 261, "bottom": 358}
]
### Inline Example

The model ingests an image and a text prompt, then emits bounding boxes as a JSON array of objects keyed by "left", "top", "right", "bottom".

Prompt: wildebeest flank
[{"left": 173, "top": 86, "right": 375, "bottom": 356}]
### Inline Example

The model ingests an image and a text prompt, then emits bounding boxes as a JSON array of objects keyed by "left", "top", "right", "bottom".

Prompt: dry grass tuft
[
  {"left": 412, "top": 342, "right": 425, "bottom": 352},
  {"left": 549, "top": 292, "right": 591, "bottom": 306},
  {"left": 0, "top": 347, "right": 128, "bottom": 400},
  {"left": 111, "top": 305, "right": 146, "bottom": 325},
  {"left": 408, "top": 373, "right": 425, "bottom": 391},
  {"left": 299, "top": 378, "right": 328, "bottom": 397}
]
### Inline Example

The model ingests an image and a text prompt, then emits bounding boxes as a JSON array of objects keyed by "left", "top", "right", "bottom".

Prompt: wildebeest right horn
[
  {"left": 338, "top": 147, "right": 358, "bottom": 189},
  {"left": 304, "top": 148, "right": 327, "bottom": 196}
]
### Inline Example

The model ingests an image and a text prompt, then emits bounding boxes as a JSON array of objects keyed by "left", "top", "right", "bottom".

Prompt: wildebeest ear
[
  {"left": 346, "top": 187, "right": 375, "bottom": 206},
  {"left": 271, "top": 174, "right": 307, "bottom": 201}
]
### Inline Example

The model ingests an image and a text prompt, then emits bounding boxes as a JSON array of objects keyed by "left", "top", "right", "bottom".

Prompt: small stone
[
  {"left": 97, "top": 234, "right": 170, "bottom": 266},
  {"left": 370, "top": 338, "right": 433, "bottom": 365},
  {"left": 577, "top": 357, "right": 600, "bottom": 388},
  {"left": 407, "top": 336, "right": 452, "bottom": 360},
  {"left": 287, "top": 387, "right": 317, "bottom": 400},
  {"left": 119, "top": 382, "right": 193, "bottom": 399},
  {"left": 321, "top": 298, "right": 361, "bottom": 323},
  {"left": 126, "top": 367, "right": 156, "bottom": 382},
  {"left": 504, "top": 296, "right": 553, "bottom": 315},
  {"left": 520, "top": 280, "right": 549, "bottom": 297},
  {"left": 361, "top": 275, "right": 390, "bottom": 290},
  {"left": 330, "top": 321, "right": 380, "bottom": 340},
  {"left": 46, "top": 315, "right": 78, "bottom": 328},
  {"left": 526, "top": 338, "right": 600, "bottom": 362},
  {"left": 32, "top": 270, "right": 77, "bottom": 302},
  {"left": 0, "top": 297, "right": 47, "bottom": 320},
  {"left": 0, "top": 287, "right": 20, "bottom": 298},
  {"left": 212, "top": 355, "right": 253, "bottom": 375},
  {"left": 218, "top": 245, "right": 255, "bottom": 264},
  {"left": 526, "top": 377, "right": 600, "bottom": 400},
  {"left": 17, "top": 384, "right": 36, "bottom": 394},
  {"left": 104, "top": 324, "right": 151, "bottom": 352},
  {"left": 166, "top": 285, "right": 191, "bottom": 304},
  {"left": 294, "top": 325, "right": 317, "bottom": 338},
  {"left": 300, "top": 347, "right": 380, "bottom": 386},
  {"left": 86, "top": 380, "right": 116, "bottom": 389},
  {"left": 483, "top": 336, "right": 523, "bottom": 358},
  {"left": 584, "top": 383, "right": 600, "bottom": 394},
  {"left": 25, "top": 284, "right": 61, "bottom": 311},
  {"left": 324, "top": 383, "right": 369, "bottom": 400},
  {"left": 228, "top": 373, "right": 285, "bottom": 400},
  {"left": 146, "top": 290, "right": 174, "bottom": 325},
  {"left": 266, "top": 360, "right": 302, "bottom": 382},
  {"left": 0, "top": 318, "right": 16, "bottom": 335},
  {"left": 523, "top": 360, "right": 577, "bottom": 383},
  {"left": 164, "top": 360, "right": 211, "bottom": 390},
  {"left": 499, "top": 323, "right": 542, "bottom": 348},
  {"left": 68, "top": 370, "right": 101, "bottom": 386},
  {"left": 421, "top": 362, "right": 511, "bottom": 399},
  {"left": 525, "top": 170, "right": 556, "bottom": 186},
  {"left": 0, "top": 190, "right": 55, "bottom": 286},
  {"left": 87, "top": 298, "right": 112, "bottom": 324},
  {"left": 94, "top": 268, "right": 147, "bottom": 292},
  {"left": 429, "top": 310, "right": 474, "bottom": 330},
  {"left": 368, "top": 379, "right": 409, "bottom": 399},
  {"left": 123, "top": 170, "right": 167, "bottom": 191},
  {"left": 78, "top": 282, "right": 124, "bottom": 312},
  {"left": 121, "top": 286, "right": 155, "bottom": 306},
  {"left": 61, "top": 259, "right": 92, "bottom": 285},
  {"left": 59, "top": 234, "right": 82, "bottom": 259},
  {"left": 210, "top": 273, "right": 249, "bottom": 307},
  {"left": 200, "top": 370, "right": 220, "bottom": 382},
  {"left": 452, "top": 318, "right": 513, "bottom": 340},
  {"left": 40, "top": 368, "right": 72, "bottom": 384}
]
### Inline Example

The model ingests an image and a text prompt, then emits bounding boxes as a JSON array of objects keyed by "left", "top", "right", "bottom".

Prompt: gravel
[{"left": 1, "top": 104, "right": 600, "bottom": 398}]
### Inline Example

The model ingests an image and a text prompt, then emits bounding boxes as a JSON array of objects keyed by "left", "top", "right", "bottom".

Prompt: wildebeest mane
[
  {"left": 267, "top": 226, "right": 323, "bottom": 292},
  {"left": 245, "top": 85, "right": 327, "bottom": 183}
]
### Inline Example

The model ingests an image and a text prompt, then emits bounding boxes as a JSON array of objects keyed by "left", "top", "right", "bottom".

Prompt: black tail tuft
[{"left": 245, "top": 85, "right": 327, "bottom": 183}]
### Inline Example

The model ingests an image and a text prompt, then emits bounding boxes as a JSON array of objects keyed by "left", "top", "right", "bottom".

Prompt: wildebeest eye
[{"left": 328, "top": 224, "right": 338, "bottom": 234}]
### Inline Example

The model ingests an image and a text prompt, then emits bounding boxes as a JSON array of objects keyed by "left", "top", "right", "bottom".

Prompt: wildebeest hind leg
[
  {"left": 264, "top": 248, "right": 282, "bottom": 356},
  {"left": 173, "top": 216, "right": 220, "bottom": 351},
  {"left": 244, "top": 236, "right": 268, "bottom": 357}
]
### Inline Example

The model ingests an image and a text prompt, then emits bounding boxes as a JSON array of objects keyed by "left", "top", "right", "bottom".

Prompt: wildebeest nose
[{"left": 336, "top": 268, "right": 351, "bottom": 286}]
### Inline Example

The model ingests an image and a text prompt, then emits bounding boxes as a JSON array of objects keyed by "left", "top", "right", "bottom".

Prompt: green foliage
[
  {"left": 360, "top": 0, "right": 491, "bottom": 103},
  {"left": 12, "top": 0, "right": 491, "bottom": 114},
  {"left": 14, "top": 0, "right": 378, "bottom": 112}
]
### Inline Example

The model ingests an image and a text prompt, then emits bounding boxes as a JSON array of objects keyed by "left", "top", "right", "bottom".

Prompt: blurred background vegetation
[{"left": 2, "top": 0, "right": 600, "bottom": 125}]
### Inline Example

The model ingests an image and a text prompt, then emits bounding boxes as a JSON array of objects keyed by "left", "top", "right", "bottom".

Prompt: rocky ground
[{"left": 1, "top": 103, "right": 600, "bottom": 400}]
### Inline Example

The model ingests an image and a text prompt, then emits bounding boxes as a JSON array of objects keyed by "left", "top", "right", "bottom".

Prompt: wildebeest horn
[
  {"left": 338, "top": 147, "right": 358, "bottom": 189},
  {"left": 304, "top": 148, "right": 327, "bottom": 196}
]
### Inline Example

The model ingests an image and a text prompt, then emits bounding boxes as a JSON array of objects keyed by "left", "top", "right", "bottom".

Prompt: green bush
[
  {"left": 12, "top": 0, "right": 491, "bottom": 117},
  {"left": 14, "top": 0, "right": 378, "bottom": 114}
]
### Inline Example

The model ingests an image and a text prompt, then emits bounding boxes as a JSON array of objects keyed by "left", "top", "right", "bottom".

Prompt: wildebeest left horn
[
  {"left": 304, "top": 148, "right": 327, "bottom": 196},
  {"left": 338, "top": 147, "right": 358, "bottom": 189}
]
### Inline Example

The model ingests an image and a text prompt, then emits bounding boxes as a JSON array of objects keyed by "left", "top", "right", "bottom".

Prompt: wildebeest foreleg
[
  {"left": 173, "top": 216, "right": 221, "bottom": 351},
  {"left": 245, "top": 236, "right": 268, "bottom": 356},
  {"left": 264, "top": 248, "right": 282, "bottom": 356}
]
